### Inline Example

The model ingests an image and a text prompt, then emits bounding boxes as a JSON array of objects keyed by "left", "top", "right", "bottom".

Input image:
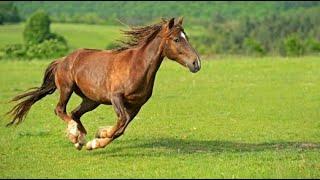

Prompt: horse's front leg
[{"left": 86, "top": 94, "right": 140, "bottom": 150}]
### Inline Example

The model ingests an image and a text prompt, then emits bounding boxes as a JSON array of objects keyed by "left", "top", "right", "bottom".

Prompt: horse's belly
[
  {"left": 76, "top": 83, "right": 111, "bottom": 103},
  {"left": 74, "top": 68, "right": 111, "bottom": 104}
]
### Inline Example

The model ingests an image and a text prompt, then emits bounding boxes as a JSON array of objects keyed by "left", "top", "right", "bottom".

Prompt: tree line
[
  {"left": 0, "top": 1, "right": 20, "bottom": 24},
  {"left": 192, "top": 6, "right": 320, "bottom": 56},
  {"left": 1, "top": 1, "right": 319, "bottom": 57}
]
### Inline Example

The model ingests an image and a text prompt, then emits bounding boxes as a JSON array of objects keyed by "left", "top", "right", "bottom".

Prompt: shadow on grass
[{"left": 89, "top": 137, "right": 320, "bottom": 157}]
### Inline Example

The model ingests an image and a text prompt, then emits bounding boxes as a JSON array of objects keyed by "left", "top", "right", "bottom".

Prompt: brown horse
[{"left": 6, "top": 17, "right": 201, "bottom": 150}]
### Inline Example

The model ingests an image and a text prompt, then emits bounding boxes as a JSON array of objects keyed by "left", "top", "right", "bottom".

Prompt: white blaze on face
[
  {"left": 180, "top": 31, "right": 200, "bottom": 70},
  {"left": 180, "top": 32, "right": 187, "bottom": 40}
]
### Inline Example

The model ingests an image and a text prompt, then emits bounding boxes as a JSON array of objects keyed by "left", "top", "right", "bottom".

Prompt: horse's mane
[
  {"left": 114, "top": 20, "right": 166, "bottom": 52},
  {"left": 113, "top": 18, "right": 187, "bottom": 52}
]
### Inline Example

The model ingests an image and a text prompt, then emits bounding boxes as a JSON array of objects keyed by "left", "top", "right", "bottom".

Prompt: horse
[{"left": 6, "top": 17, "right": 201, "bottom": 151}]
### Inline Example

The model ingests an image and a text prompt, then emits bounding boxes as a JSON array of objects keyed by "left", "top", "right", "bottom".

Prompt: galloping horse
[{"left": 6, "top": 17, "right": 201, "bottom": 150}]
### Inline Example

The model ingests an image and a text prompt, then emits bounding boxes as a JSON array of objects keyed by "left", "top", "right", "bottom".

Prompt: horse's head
[{"left": 161, "top": 17, "right": 201, "bottom": 73}]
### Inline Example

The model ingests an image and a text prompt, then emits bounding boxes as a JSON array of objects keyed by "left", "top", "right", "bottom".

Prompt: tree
[
  {"left": 23, "top": 10, "right": 51, "bottom": 45},
  {"left": 2, "top": 10, "right": 69, "bottom": 59},
  {"left": 244, "top": 38, "right": 265, "bottom": 56},
  {"left": 0, "top": 14, "right": 3, "bottom": 25},
  {"left": 283, "top": 34, "right": 305, "bottom": 56},
  {"left": 0, "top": 2, "right": 20, "bottom": 23}
]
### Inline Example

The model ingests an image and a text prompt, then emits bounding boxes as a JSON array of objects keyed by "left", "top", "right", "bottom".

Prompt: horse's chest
[
  {"left": 125, "top": 83, "right": 153, "bottom": 105},
  {"left": 123, "top": 70, "right": 157, "bottom": 105}
]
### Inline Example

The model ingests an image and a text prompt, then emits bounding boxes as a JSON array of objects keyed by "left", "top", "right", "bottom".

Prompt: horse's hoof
[
  {"left": 95, "top": 126, "right": 113, "bottom": 138},
  {"left": 74, "top": 143, "right": 83, "bottom": 150},
  {"left": 86, "top": 139, "right": 98, "bottom": 150},
  {"left": 86, "top": 141, "right": 92, "bottom": 150}
]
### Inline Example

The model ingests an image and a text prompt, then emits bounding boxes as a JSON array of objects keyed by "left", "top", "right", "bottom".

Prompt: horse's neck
[
  {"left": 125, "top": 36, "right": 165, "bottom": 100},
  {"left": 140, "top": 36, "right": 165, "bottom": 82}
]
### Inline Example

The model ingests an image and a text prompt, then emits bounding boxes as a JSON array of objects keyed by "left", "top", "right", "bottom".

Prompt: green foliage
[
  {"left": 13, "top": 1, "right": 320, "bottom": 26},
  {"left": 0, "top": 2, "right": 20, "bottom": 24},
  {"left": 1, "top": 44, "right": 26, "bottom": 58},
  {"left": 305, "top": 38, "right": 320, "bottom": 54},
  {"left": 2, "top": 10, "right": 69, "bottom": 59},
  {"left": 283, "top": 34, "right": 305, "bottom": 56},
  {"left": 0, "top": 14, "right": 3, "bottom": 25},
  {"left": 23, "top": 10, "right": 51, "bottom": 45},
  {"left": 81, "top": 13, "right": 106, "bottom": 24},
  {"left": 25, "top": 39, "right": 69, "bottom": 59},
  {"left": 2, "top": 1, "right": 320, "bottom": 56},
  {"left": 244, "top": 38, "right": 265, "bottom": 56},
  {"left": 190, "top": 35, "right": 216, "bottom": 55},
  {"left": 1, "top": 39, "right": 68, "bottom": 59},
  {"left": 192, "top": 7, "right": 319, "bottom": 56},
  {"left": 46, "top": 32, "right": 67, "bottom": 46}
]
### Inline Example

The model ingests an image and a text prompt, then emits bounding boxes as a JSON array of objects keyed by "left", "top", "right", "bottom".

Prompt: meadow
[
  {"left": 0, "top": 23, "right": 122, "bottom": 49},
  {"left": 0, "top": 23, "right": 320, "bottom": 178}
]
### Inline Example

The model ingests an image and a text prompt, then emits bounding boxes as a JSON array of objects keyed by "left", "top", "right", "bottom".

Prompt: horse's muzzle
[{"left": 189, "top": 58, "right": 201, "bottom": 73}]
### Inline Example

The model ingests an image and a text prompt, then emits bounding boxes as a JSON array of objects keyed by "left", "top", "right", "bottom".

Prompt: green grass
[
  {"left": 0, "top": 24, "right": 24, "bottom": 48},
  {"left": 0, "top": 56, "right": 320, "bottom": 178},
  {"left": 0, "top": 23, "right": 123, "bottom": 49},
  {"left": 0, "top": 23, "right": 205, "bottom": 50},
  {"left": 51, "top": 23, "right": 122, "bottom": 49}
]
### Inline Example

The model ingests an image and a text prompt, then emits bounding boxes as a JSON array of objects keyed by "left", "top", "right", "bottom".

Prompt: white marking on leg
[
  {"left": 69, "top": 123, "right": 79, "bottom": 136},
  {"left": 91, "top": 139, "right": 98, "bottom": 149}
]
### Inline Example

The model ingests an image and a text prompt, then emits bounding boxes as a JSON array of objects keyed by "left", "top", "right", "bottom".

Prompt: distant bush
[
  {"left": 1, "top": 44, "right": 26, "bottom": 59},
  {"left": 1, "top": 39, "right": 68, "bottom": 59},
  {"left": 0, "top": 14, "right": 3, "bottom": 25},
  {"left": 46, "top": 32, "right": 67, "bottom": 46},
  {"left": 283, "top": 34, "right": 305, "bottom": 56},
  {"left": 244, "top": 38, "right": 266, "bottom": 56},
  {"left": 25, "top": 39, "right": 68, "bottom": 59},
  {"left": 190, "top": 36, "right": 216, "bottom": 55},
  {"left": 0, "top": 2, "right": 20, "bottom": 24},
  {"left": 305, "top": 38, "right": 320, "bottom": 54},
  {"left": 23, "top": 10, "right": 51, "bottom": 45},
  {"left": 2, "top": 10, "right": 68, "bottom": 59}
]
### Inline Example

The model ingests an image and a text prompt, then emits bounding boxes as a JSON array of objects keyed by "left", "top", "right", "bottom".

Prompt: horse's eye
[{"left": 174, "top": 38, "right": 180, "bottom": 43}]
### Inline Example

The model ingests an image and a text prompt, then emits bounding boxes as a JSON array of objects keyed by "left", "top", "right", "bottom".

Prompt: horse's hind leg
[
  {"left": 70, "top": 98, "right": 99, "bottom": 149},
  {"left": 54, "top": 82, "right": 84, "bottom": 149}
]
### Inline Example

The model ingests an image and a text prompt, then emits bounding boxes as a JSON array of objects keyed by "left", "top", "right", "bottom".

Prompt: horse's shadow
[{"left": 89, "top": 137, "right": 320, "bottom": 157}]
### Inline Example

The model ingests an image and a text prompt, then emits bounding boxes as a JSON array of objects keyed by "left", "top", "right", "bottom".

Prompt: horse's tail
[{"left": 6, "top": 60, "right": 60, "bottom": 126}]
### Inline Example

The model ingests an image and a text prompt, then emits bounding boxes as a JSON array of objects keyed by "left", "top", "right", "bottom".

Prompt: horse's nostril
[{"left": 193, "top": 61, "right": 199, "bottom": 69}]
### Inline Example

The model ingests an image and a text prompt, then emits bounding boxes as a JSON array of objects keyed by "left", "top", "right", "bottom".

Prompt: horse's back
[{"left": 58, "top": 48, "right": 124, "bottom": 103}]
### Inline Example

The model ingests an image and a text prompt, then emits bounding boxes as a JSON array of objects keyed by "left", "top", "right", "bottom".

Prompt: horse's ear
[
  {"left": 167, "top": 18, "right": 175, "bottom": 30},
  {"left": 178, "top": 16, "right": 184, "bottom": 25}
]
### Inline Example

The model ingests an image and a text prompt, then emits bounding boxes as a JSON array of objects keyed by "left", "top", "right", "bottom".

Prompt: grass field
[
  {"left": 0, "top": 23, "right": 122, "bottom": 49},
  {"left": 0, "top": 23, "right": 206, "bottom": 50},
  {"left": 0, "top": 23, "right": 320, "bottom": 178},
  {"left": 0, "top": 56, "right": 320, "bottom": 178}
]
